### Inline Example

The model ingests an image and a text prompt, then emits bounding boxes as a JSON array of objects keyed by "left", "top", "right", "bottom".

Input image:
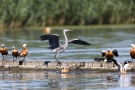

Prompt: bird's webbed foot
[{"left": 56, "top": 61, "right": 62, "bottom": 66}]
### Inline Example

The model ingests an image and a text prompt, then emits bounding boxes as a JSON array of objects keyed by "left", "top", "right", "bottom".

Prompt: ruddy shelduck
[
  {"left": 130, "top": 44, "right": 135, "bottom": 62},
  {"left": 43, "top": 27, "right": 51, "bottom": 34},
  {"left": 101, "top": 48, "right": 119, "bottom": 61},
  {"left": 19, "top": 44, "right": 28, "bottom": 61},
  {"left": 12, "top": 46, "right": 19, "bottom": 61},
  {"left": 0, "top": 44, "right": 8, "bottom": 60},
  {"left": 61, "top": 66, "right": 69, "bottom": 73}
]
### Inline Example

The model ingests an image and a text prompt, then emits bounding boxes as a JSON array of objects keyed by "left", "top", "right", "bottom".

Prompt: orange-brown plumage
[
  {"left": 105, "top": 51, "right": 114, "bottom": 60},
  {"left": 130, "top": 44, "right": 135, "bottom": 62},
  {"left": 102, "top": 48, "right": 119, "bottom": 61},
  {"left": 120, "top": 69, "right": 127, "bottom": 74},
  {"left": 0, "top": 44, "right": 8, "bottom": 60},
  {"left": 19, "top": 44, "right": 28, "bottom": 61},
  {"left": 12, "top": 46, "right": 19, "bottom": 61},
  {"left": 43, "top": 27, "right": 51, "bottom": 34},
  {"left": 130, "top": 48, "right": 135, "bottom": 59},
  {"left": 61, "top": 66, "right": 69, "bottom": 73}
]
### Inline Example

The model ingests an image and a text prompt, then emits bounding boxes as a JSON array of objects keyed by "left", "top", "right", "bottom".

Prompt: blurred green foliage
[{"left": 0, "top": 0, "right": 135, "bottom": 28}]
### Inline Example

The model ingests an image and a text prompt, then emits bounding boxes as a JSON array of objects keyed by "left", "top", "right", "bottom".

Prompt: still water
[
  {"left": 0, "top": 26, "right": 135, "bottom": 89},
  {"left": 0, "top": 27, "right": 135, "bottom": 62},
  {"left": 0, "top": 70, "right": 135, "bottom": 90}
]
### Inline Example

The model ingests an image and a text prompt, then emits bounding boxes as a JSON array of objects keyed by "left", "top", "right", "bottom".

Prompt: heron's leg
[
  {"left": 54, "top": 52, "right": 62, "bottom": 66},
  {"left": 54, "top": 52, "right": 59, "bottom": 61}
]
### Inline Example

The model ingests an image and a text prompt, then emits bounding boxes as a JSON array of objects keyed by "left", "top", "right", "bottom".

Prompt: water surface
[
  {"left": 0, "top": 27, "right": 134, "bottom": 62},
  {"left": 0, "top": 27, "right": 135, "bottom": 89},
  {"left": 0, "top": 70, "right": 135, "bottom": 90}
]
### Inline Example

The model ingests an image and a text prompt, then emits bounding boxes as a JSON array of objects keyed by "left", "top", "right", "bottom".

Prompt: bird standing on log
[
  {"left": 12, "top": 46, "right": 19, "bottom": 61},
  {"left": 0, "top": 44, "right": 8, "bottom": 60},
  {"left": 19, "top": 44, "right": 28, "bottom": 61},
  {"left": 39, "top": 29, "right": 91, "bottom": 66},
  {"left": 130, "top": 44, "right": 135, "bottom": 62},
  {"left": 101, "top": 48, "right": 119, "bottom": 61}
]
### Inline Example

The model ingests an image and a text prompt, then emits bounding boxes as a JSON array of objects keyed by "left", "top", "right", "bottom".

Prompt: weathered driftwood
[{"left": 0, "top": 60, "right": 135, "bottom": 71}]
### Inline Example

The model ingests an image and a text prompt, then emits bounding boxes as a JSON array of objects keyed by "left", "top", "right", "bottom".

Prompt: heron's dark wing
[
  {"left": 40, "top": 34, "right": 58, "bottom": 40},
  {"left": 68, "top": 39, "right": 91, "bottom": 45},
  {"left": 111, "top": 48, "right": 119, "bottom": 57},
  {"left": 101, "top": 51, "right": 106, "bottom": 57},
  {"left": 39, "top": 34, "right": 60, "bottom": 49}
]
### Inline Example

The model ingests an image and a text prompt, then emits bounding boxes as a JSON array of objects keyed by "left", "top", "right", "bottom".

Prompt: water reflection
[
  {"left": 61, "top": 73, "right": 69, "bottom": 79},
  {"left": 0, "top": 70, "right": 135, "bottom": 90}
]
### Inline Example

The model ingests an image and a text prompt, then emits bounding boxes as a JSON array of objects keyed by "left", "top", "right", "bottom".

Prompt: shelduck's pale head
[
  {"left": 12, "top": 46, "right": 15, "bottom": 49},
  {"left": 108, "top": 48, "right": 110, "bottom": 52},
  {"left": 1, "top": 44, "right": 4, "bottom": 47},
  {"left": 23, "top": 44, "right": 27, "bottom": 47},
  {"left": 131, "top": 44, "right": 135, "bottom": 48}
]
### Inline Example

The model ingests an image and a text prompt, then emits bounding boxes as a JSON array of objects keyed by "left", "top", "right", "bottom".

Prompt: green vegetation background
[{"left": 0, "top": 0, "right": 135, "bottom": 28}]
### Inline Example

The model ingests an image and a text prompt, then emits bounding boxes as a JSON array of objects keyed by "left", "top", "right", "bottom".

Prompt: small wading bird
[
  {"left": 112, "top": 59, "right": 130, "bottom": 74},
  {"left": 12, "top": 46, "right": 19, "bottom": 61},
  {"left": 40, "top": 29, "right": 91, "bottom": 66},
  {"left": 0, "top": 44, "right": 8, "bottom": 60},
  {"left": 130, "top": 44, "right": 135, "bottom": 62},
  {"left": 101, "top": 48, "right": 119, "bottom": 61},
  {"left": 106, "top": 59, "right": 130, "bottom": 82},
  {"left": 19, "top": 44, "right": 28, "bottom": 61},
  {"left": 61, "top": 66, "right": 69, "bottom": 73}
]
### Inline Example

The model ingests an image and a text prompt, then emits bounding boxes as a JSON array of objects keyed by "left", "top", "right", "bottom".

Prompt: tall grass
[{"left": 0, "top": 0, "right": 135, "bottom": 28}]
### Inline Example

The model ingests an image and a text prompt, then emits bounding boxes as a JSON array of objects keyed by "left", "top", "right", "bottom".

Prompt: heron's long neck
[{"left": 63, "top": 31, "right": 68, "bottom": 48}]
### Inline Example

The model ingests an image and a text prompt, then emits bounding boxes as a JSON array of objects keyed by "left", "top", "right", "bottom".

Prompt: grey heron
[
  {"left": 39, "top": 29, "right": 91, "bottom": 66},
  {"left": 130, "top": 44, "right": 135, "bottom": 62},
  {"left": 101, "top": 48, "right": 119, "bottom": 61}
]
